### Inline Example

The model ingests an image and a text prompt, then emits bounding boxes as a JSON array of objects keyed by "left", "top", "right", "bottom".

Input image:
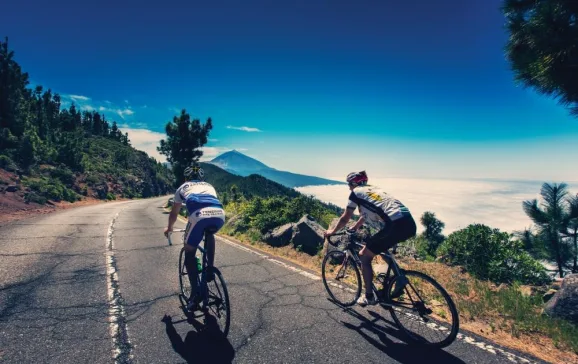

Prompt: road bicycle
[
  {"left": 167, "top": 224, "right": 231, "bottom": 337},
  {"left": 322, "top": 228, "right": 459, "bottom": 348}
]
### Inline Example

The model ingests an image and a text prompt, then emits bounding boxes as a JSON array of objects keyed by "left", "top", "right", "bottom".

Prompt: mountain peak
[
  {"left": 210, "top": 149, "right": 270, "bottom": 173},
  {"left": 208, "top": 149, "right": 345, "bottom": 188}
]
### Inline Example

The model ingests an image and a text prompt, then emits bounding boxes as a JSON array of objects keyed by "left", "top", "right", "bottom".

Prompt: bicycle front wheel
[
  {"left": 321, "top": 250, "right": 362, "bottom": 306},
  {"left": 201, "top": 267, "right": 231, "bottom": 338},
  {"left": 386, "top": 270, "right": 459, "bottom": 348},
  {"left": 178, "top": 248, "right": 193, "bottom": 301}
]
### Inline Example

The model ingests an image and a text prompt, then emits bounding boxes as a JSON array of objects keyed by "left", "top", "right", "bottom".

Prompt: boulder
[
  {"left": 263, "top": 223, "right": 295, "bottom": 247},
  {"left": 543, "top": 289, "right": 557, "bottom": 303},
  {"left": 6, "top": 185, "right": 19, "bottom": 192},
  {"left": 544, "top": 273, "right": 578, "bottom": 324},
  {"left": 291, "top": 215, "right": 325, "bottom": 255}
]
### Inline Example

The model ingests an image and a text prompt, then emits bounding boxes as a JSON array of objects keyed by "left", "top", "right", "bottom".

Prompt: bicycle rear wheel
[
  {"left": 201, "top": 267, "right": 231, "bottom": 338},
  {"left": 321, "top": 250, "right": 362, "bottom": 306},
  {"left": 386, "top": 270, "right": 459, "bottom": 348}
]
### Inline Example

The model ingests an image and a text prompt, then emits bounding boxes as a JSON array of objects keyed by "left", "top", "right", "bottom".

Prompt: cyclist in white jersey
[
  {"left": 164, "top": 163, "right": 226, "bottom": 310},
  {"left": 324, "top": 171, "right": 416, "bottom": 306}
]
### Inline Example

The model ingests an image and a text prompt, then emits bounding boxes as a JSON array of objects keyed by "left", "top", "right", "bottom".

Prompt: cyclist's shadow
[
  {"left": 162, "top": 313, "right": 235, "bottom": 364},
  {"left": 338, "top": 305, "right": 466, "bottom": 364}
]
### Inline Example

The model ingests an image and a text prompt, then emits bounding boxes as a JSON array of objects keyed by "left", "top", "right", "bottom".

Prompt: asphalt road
[{"left": 0, "top": 197, "right": 552, "bottom": 364}]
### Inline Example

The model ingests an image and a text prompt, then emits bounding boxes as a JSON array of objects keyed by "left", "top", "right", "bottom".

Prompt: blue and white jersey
[{"left": 174, "top": 180, "right": 222, "bottom": 214}]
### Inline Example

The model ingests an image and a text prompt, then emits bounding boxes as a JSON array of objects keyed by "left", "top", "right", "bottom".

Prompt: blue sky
[{"left": 2, "top": 0, "right": 577, "bottom": 182}]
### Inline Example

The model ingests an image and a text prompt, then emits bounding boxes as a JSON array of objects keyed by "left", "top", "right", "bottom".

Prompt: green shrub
[
  {"left": 85, "top": 173, "right": 102, "bottom": 185},
  {"left": 438, "top": 223, "right": 550, "bottom": 285},
  {"left": 106, "top": 192, "right": 116, "bottom": 200},
  {"left": 0, "top": 155, "right": 18, "bottom": 172},
  {"left": 49, "top": 167, "right": 75, "bottom": 186},
  {"left": 246, "top": 228, "right": 262, "bottom": 243},
  {"left": 24, "top": 191, "right": 47, "bottom": 205},
  {"left": 23, "top": 176, "right": 79, "bottom": 203}
]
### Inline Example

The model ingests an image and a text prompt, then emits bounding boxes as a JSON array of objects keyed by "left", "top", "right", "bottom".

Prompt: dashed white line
[
  {"left": 216, "top": 234, "right": 542, "bottom": 364},
  {"left": 106, "top": 212, "right": 133, "bottom": 363}
]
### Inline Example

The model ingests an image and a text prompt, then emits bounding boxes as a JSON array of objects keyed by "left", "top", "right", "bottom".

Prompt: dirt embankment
[{"left": 0, "top": 168, "right": 121, "bottom": 223}]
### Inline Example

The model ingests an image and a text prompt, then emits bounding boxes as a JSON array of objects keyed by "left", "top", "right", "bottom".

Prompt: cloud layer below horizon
[{"left": 296, "top": 177, "right": 575, "bottom": 235}]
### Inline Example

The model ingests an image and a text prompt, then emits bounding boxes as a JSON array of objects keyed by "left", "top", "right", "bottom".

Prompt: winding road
[{"left": 0, "top": 197, "right": 551, "bottom": 363}]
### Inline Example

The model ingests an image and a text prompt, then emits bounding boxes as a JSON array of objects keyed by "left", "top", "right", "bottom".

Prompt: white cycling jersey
[
  {"left": 174, "top": 180, "right": 219, "bottom": 205},
  {"left": 346, "top": 185, "right": 411, "bottom": 231}
]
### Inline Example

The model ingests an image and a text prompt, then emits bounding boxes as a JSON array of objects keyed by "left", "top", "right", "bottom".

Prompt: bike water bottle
[{"left": 195, "top": 256, "right": 202, "bottom": 272}]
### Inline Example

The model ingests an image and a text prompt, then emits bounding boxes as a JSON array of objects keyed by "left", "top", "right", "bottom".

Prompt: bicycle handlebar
[
  {"left": 326, "top": 228, "right": 356, "bottom": 247},
  {"left": 166, "top": 228, "right": 186, "bottom": 246}
]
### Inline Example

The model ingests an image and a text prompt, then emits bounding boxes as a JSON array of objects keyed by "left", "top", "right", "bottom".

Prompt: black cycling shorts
[{"left": 365, "top": 215, "right": 417, "bottom": 255}]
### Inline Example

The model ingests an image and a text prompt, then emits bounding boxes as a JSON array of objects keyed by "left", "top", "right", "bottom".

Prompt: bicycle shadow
[
  {"left": 334, "top": 302, "right": 465, "bottom": 364},
  {"left": 162, "top": 313, "right": 235, "bottom": 364}
]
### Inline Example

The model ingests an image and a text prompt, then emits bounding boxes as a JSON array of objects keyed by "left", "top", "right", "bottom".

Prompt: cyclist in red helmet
[{"left": 324, "top": 170, "right": 417, "bottom": 306}]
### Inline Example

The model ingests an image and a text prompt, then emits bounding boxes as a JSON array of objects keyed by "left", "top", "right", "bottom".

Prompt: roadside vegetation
[{"left": 0, "top": 38, "right": 173, "bottom": 208}]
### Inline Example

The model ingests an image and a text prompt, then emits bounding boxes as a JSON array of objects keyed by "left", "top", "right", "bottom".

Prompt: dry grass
[{"left": 217, "top": 229, "right": 578, "bottom": 364}]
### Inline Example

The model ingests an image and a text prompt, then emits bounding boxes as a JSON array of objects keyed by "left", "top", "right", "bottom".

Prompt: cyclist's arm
[
  {"left": 326, "top": 207, "right": 355, "bottom": 235},
  {"left": 167, "top": 202, "right": 182, "bottom": 232},
  {"left": 351, "top": 215, "right": 365, "bottom": 230}
]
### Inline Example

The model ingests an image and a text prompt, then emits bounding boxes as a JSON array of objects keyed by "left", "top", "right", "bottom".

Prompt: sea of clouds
[{"left": 296, "top": 177, "right": 577, "bottom": 235}]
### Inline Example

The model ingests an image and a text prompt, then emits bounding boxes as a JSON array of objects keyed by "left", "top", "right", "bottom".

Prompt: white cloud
[
  {"left": 208, "top": 138, "right": 219, "bottom": 142},
  {"left": 80, "top": 104, "right": 94, "bottom": 111},
  {"left": 226, "top": 125, "right": 262, "bottom": 132},
  {"left": 124, "top": 99, "right": 129, "bottom": 104},
  {"left": 119, "top": 127, "right": 231, "bottom": 163},
  {"left": 104, "top": 100, "right": 112, "bottom": 104},
  {"left": 119, "top": 127, "right": 166, "bottom": 162},
  {"left": 200, "top": 147, "right": 231, "bottom": 161},
  {"left": 117, "top": 109, "right": 135, "bottom": 119},
  {"left": 69, "top": 94, "right": 91, "bottom": 101}
]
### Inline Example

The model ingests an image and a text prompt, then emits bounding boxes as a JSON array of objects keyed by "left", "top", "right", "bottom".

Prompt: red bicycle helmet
[{"left": 346, "top": 171, "right": 368, "bottom": 187}]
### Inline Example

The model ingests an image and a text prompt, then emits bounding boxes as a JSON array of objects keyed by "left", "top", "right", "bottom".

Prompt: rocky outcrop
[
  {"left": 291, "top": 215, "right": 325, "bottom": 255},
  {"left": 5, "top": 185, "right": 19, "bottom": 192},
  {"left": 543, "top": 289, "right": 557, "bottom": 303},
  {"left": 544, "top": 273, "right": 578, "bottom": 324},
  {"left": 263, "top": 223, "right": 295, "bottom": 247},
  {"left": 261, "top": 214, "right": 327, "bottom": 255}
]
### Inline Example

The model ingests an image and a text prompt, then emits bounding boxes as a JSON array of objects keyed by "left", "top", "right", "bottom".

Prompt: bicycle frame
[
  {"left": 329, "top": 231, "right": 415, "bottom": 309},
  {"left": 167, "top": 226, "right": 210, "bottom": 310}
]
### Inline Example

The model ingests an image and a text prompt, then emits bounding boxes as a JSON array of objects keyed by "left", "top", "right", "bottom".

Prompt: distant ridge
[{"left": 208, "top": 150, "right": 345, "bottom": 188}]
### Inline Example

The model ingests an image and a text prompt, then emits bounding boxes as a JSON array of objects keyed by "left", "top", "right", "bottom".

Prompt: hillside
[
  {"left": 209, "top": 150, "right": 345, "bottom": 188},
  {"left": 0, "top": 38, "right": 173, "bottom": 216}
]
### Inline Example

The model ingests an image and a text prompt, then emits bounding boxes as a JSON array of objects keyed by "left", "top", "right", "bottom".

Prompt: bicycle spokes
[{"left": 386, "top": 270, "right": 459, "bottom": 348}]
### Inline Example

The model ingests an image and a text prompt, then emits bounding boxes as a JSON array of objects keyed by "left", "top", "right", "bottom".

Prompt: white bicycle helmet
[{"left": 184, "top": 164, "right": 204, "bottom": 180}]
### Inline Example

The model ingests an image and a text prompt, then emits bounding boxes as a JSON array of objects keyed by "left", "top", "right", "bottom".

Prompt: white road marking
[
  {"left": 216, "top": 234, "right": 542, "bottom": 364},
  {"left": 106, "top": 212, "right": 133, "bottom": 363}
]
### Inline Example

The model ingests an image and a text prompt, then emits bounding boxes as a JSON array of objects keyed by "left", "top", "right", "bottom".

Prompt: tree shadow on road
[
  {"left": 338, "top": 305, "right": 465, "bottom": 364},
  {"left": 162, "top": 313, "right": 235, "bottom": 364}
]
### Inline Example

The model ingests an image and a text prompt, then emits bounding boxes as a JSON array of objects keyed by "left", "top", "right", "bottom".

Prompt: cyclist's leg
[
  {"left": 194, "top": 208, "right": 225, "bottom": 282},
  {"left": 384, "top": 216, "right": 418, "bottom": 298},
  {"left": 358, "top": 227, "right": 391, "bottom": 305},
  {"left": 183, "top": 215, "right": 203, "bottom": 301}
]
